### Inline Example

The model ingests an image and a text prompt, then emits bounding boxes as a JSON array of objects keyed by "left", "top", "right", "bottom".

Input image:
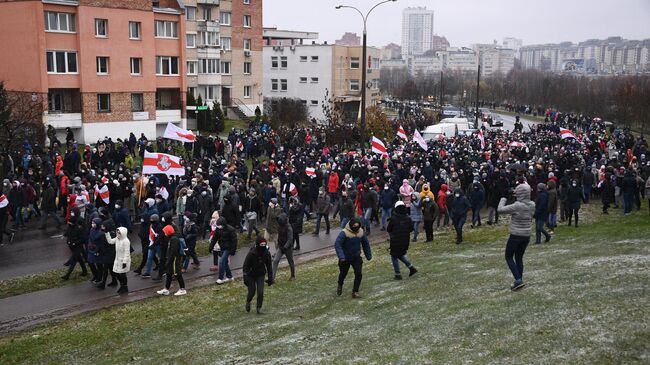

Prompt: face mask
[
  {"left": 455, "top": 194, "right": 460, "bottom": 198},
  {"left": 201, "top": 191, "right": 207, "bottom": 196},
  {"left": 425, "top": 198, "right": 430, "bottom": 202},
  {"left": 384, "top": 185, "right": 389, "bottom": 190},
  {"left": 572, "top": 183, "right": 577, "bottom": 187},
  {"left": 115, "top": 205, "right": 120, "bottom": 209}
]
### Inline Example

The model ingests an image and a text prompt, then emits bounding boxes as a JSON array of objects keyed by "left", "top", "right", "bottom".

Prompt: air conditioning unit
[{"left": 244, "top": 50, "right": 251, "bottom": 57}]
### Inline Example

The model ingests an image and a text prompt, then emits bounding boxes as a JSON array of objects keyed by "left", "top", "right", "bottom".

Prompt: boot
[
  {"left": 117, "top": 286, "right": 129, "bottom": 294},
  {"left": 336, "top": 285, "right": 343, "bottom": 296},
  {"left": 107, "top": 280, "right": 118, "bottom": 287},
  {"left": 245, "top": 302, "right": 251, "bottom": 313},
  {"left": 351, "top": 292, "right": 362, "bottom": 299},
  {"left": 409, "top": 266, "right": 418, "bottom": 277},
  {"left": 256, "top": 306, "right": 263, "bottom": 314},
  {"left": 294, "top": 245, "right": 300, "bottom": 251}
]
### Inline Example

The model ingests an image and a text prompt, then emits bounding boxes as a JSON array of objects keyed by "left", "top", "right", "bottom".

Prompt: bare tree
[{"left": 0, "top": 82, "right": 46, "bottom": 154}]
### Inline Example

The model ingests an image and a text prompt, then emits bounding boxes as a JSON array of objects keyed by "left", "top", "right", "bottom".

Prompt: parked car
[{"left": 489, "top": 114, "right": 504, "bottom": 127}]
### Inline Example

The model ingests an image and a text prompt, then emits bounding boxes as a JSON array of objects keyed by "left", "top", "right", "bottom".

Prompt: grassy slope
[{"left": 0, "top": 205, "right": 648, "bottom": 365}]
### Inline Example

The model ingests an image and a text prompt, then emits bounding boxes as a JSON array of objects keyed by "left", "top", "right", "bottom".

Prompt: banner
[
  {"left": 94, "top": 185, "right": 110, "bottom": 204},
  {"left": 413, "top": 130, "right": 428, "bottom": 151},
  {"left": 143, "top": 151, "right": 185, "bottom": 176},
  {"left": 560, "top": 128, "right": 577, "bottom": 140},
  {"left": 478, "top": 130, "right": 485, "bottom": 150},
  {"left": 371, "top": 136, "right": 387, "bottom": 156},
  {"left": 305, "top": 167, "right": 316, "bottom": 177},
  {"left": 396, "top": 125, "right": 407, "bottom": 141},
  {"left": 163, "top": 123, "right": 196, "bottom": 143}
]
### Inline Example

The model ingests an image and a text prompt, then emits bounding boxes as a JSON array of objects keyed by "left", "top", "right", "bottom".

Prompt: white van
[{"left": 422, "top": 123, "right": 457, "bottom": 141}]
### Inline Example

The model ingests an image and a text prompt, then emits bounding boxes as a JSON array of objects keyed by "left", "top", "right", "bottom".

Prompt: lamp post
[{"left": 336, "top": 0, "right": 396, "bottom": 145}]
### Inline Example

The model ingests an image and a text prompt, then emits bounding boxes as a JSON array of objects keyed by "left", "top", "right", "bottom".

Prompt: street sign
[{"left": 197, "top": 106, "right": 209, "bottom": 111}]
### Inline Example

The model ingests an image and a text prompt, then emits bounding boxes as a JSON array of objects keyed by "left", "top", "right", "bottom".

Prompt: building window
[
  {"left": 156, "top": 56, "right": 179, "bottom": 75},
  {"left": 311, "top": 77, "right": 319, "bottom": 83},
  {"left": 220, "top": 12, "right": 231, "bottom": 26},
  {"left": 280, "top": 79, "right": 287, "bottom": 91},
  {"left": 187, "top": 87, "right": 197, "bottom": 99},
  {"left": 131, "top": 93, "right": 144, "bottom": 112},
  {"left": 130, "top": 57, "right": 142, "bottom": 75},
  {"left": 221, "top": 61, "right": 231, "bottom": 74},
  {"left": 300, "top": 56, "right": 308, "bottom": 62},
  {"left": 271, "top": 79, "right": 278, "bottom": 91},
  {"left": 202, "top": 7, "right": 212, "bottom": 21},
  {"left": 187, "top": 60, "right": 198, "bottom": 75},
  {"left": 280, "top": 56, "right": 288, "bottom": 68},
  {"left": 199, "top": 58, "right": 219, "bottom": 74},
  {"left": 46, "top": 51, "right": 77, "bottom": 73},
  {"left": 221, "top": 37, "right": 231, "bottom": 51},
  {"left": 96, "top": 56, "right": 109, "bottom": 74},
  {"left": 154, "top": 21, "right": 178, "bottom": 38},
  {"left": 349, "top": 79, "right": 360, "bottom": 91},
  {"left": 186, "top": 6, "right": 196, "bottom": 21},
  {"left": 244, "top": 0, "right": 250, "bottom": 4},
  {"left": 244, "top": 62, "right": 251, "bottom": 74},
  {"left": 244, "top": 86, "right": 251, "bottom": 98},
  {"left": 97, "top": 93, "right": 110, "bottom": 112},
  {"left": 350, "top": 57, "right": 360, "bottom": 69},
  {"left": 301, "top": 99, "right": 307, "bottom": 106},
  {"left": 186, "top": 33, "right": 196, "bottom": 48},
  {"left": 299, "top": 77, "right": 307, "bottom": 83},
  {"left": 199, "top": 85, "right": 216, "bottom": 100},
  {"left": 199, "top": 31, "right": 219, "bottom": 46},
  {"left": 244, "top": 39, "right": 251, "bottom": 51},
  {"left": 44, "top": 12, "right": 76, "bottom": 32},
  {"left": 243, "top": 15, "right": 251, "bottom": 28},
  {"left": 271, "top": 57, "right": 278, "bottom": 68},
  {"left": 95, "top": 19, "right": 107, "bottom": 37},
  {"left": 310, "top": 100, "right": 319, "bottom": 106},
  {"left": 129, "top": 21, "right": 141, "bottom": 39},
  {"left": 311, "top": 56, "right": 319, "bottom": 62}
]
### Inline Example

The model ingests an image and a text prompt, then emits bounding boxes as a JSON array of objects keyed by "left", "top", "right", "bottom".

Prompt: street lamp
[{"left": 336, "top": 0, "right": 397, "bottom": 146}]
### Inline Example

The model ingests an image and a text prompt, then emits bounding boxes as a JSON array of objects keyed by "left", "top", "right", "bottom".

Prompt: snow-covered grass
[{"left": 0, "top": 204, "right": 649, "bottom": 364}]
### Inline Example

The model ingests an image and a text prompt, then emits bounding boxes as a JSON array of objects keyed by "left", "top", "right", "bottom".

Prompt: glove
[
  {"left": 266, "top": 279, "right": 274, "bottom": 286},
  {"left": 338, "top": 258, "right": 347, "bottom": 265}
]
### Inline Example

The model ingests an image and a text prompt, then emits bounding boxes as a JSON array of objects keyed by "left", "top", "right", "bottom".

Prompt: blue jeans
[
  {"left": 412, "top": 221, "right": 421, "bottom": 240},
  {"left": 391, "top": 255, "right": 412, "bottom": 275},
  {"left": 472, "top": 206, "right": 482, "bottom": 226},
  {"left": 623, "top": 192, "right": 634, "bottom": 214},
  {"left": 505, "top": 234, "right": 529, "bottom": 281},
  {"left": 535, "top": 219, "right": 549, "bottom": 244},
  {"left": 340, "top": 217, "right": 350, "bottom": 229},
  {"left": 13, "top": 207, "right": 24, "bottom": 227},
  {"left": 453, "top": 216, "right": 466, "bottom": 240},
  {"left": 548, "top": 213, "right": 557, "bottom": 229},
  {"left": 315, "top": 213, "right": 330, "bottom": 234},
  {"left": 380, "top": 208, "right": 392, "bottom": 229},
  {"left": 363, "top": 208, "right": 372, "bottom": 231},
  {"left": 218, "top": 249, "right": 233, "bottom": 280},
  {"left": 145, "top": 245, "right": 161, "bottom": 274},
  {"left": 583, "top": 185, "right": 592, "bottom": 203}
]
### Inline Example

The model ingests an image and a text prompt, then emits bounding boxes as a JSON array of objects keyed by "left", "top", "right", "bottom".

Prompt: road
[{"left": 489, "top": 112, "right": 540, "bottom": 132}]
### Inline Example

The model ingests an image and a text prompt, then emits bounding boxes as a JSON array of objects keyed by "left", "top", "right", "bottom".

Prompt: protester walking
[
  {"left": 386, "top": 201, "right": 418, "bottom": 280},
  {"left": 105, "top": 227, "right": 131, "bottom": 294},
  {"left": 271, "top": 213, "right": 295, "bottom": 281},
  {"left": 243, "top": 237, "right": 273, "bottom": 314},
  {"left": 157, "top": 224, "right": 187, "bottom": 296},
  {"left": 334, "top": 218, "right": 372, "bottom": 298}
]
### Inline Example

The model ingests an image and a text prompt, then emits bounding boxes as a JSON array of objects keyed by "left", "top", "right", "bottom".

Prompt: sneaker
[
  {"left": 156, "top": 288, "right": 170, "bottom": 296},
  {"left": 511, "top": 281, "right": 526, "bottom": 291},
  {"left": 174, "top": 289, "right": 187, "bottom": 296},
  {"left": 209, "top": 266, "right": 218, "bottom": 272},
  {"left": 225, "top": 277, "right": 233, "bottom": 282},
  {"left": 245, "top": 302, "right": 251, "bottom": 313},
  {"left": 351, "top": 292, "right": 362, "bottom": 299},
  {"left": 336, "top": 285, "right": 343, "bottom": 296},
  {"left": 133, "top": 269, "right": 142, "bottom": 276},
  {"left": 394, "top": 274, "right": 403, "bottom": 280},
  {"left": 409, "top": 267, "right": 418, "bottom": 277},
  {"left": 9, "top": 233, "right": 15, "bottom": 243},
  {"left": 545, "top": 235, "right": 551, "bottom": 243},
  {"left": 141, "top": 273, "right": 151, "bottom": 278},
  {"left": 216, "top": 279, "right": 226, "bottom": 284}
]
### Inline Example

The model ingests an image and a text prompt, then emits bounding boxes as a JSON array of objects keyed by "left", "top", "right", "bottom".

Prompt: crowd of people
[{"left": 1, "top": 110, "right": 649, "bottom": 311}]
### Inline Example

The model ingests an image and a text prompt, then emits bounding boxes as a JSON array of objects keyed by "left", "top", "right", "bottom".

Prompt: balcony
[
  {"left": 46, "top": 112, "right": 82, "bottom": 129},
  {"left": 197, "top": 74, "right": 222, "bottom": 85},
  {"left": 197, "top": 47, "right": 221, "bottom": 58},
  {"left": 46, "top": 88, "right": 82, "bottom": 128},
  {"left": 156, "top": 88, "right": 182, "bottom": 124},
  {"left": 197, "top": 20, "right": 219, "bottom": 32},
  {"left": 197, "top": 0, "right": 219, "bottom": 4},
  {"left": 155, "top": 109, "right": 181, "bottom": 124}
]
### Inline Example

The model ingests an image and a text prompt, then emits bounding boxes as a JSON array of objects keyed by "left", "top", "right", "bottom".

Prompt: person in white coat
[{"left": 106, "top": 226, "right": 132, "bottom": 294}]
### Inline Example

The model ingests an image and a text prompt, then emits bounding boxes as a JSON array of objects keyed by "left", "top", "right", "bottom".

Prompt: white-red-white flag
[
  {"left": 477, "top": 130, "right": 485, "bottom": 150},
  {"left": 305, "top": 167, "right": 316, "bottom": 177},
  {"left": 371, "top": 136, "right": 387, "bottom": 156},
  {"left": 281, "top": 183, "right": 298, "bottom": 198},
  {"left": 163, "top": 123, "right": 196, "bottom": 143},
  {"left": 149, "top": 226, "right": 157, "bottom": 246},
  {"left": 159, "top": 186, "right": 169, "bottom": 200},
  {"left": 143, "top": 151, "right": 185, "bottom": 176},
  {"left": 0, "top": 194, "right": 8, "bottom": 208},
  {"left": 413, "top": 130, "right": 428, "bottom": 151},
  {"left": 94, "top": 185, "right": 110, "bottom": 204},
  {"left": 559, "top": 128, "right": 577, "bottom": 140},
  {"left": 396, "top": 125, "right": 407, "bottom": 140},
  {"left": 235, "top": 139, "right": 244, "bottom": 151},
  {"left": 509, "top": 141, "right": 527, "bottom": 148}
]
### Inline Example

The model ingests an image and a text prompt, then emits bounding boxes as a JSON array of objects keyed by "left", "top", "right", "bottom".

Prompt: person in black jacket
[
  {"left": 156, "top": 224, "right": 187, "bottom": 296},
  {"left": 242, "top": 188, "right": 262, "bottom": 240},
  {"left": 182, "top": 212, "right": 200, "bottom": 272},
  {"left": 450, "top": 190, "right": 471, "bottom": 244},
  {"left": 61, "top": 214, "right": 88, "bottom": 280},
  {"left": 243, "top": 237, "right": 273, "bottom": 314},
  {"left": 212, "top": 217, "right": 237, "bottom": 284},
  {"left": 221, "top": 195, "right": 240, "bottom": 230},
  {"left": 288, "top": 197, "right": 304, "bottom": 250},
  {"left": 534, "top": 183, "right": 551, "bottom": 244},
  {"left": 566, "top": 180, "right": 584, "bottom": 227},
  {"left": 271, "top": 213, "right": 295, "bottom": 281},
  {"left": 386, "top": 201, "right": 418, "bottom": 280}
]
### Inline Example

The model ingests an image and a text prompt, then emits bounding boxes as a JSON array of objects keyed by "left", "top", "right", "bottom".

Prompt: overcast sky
[{"left": 263, "top": 0, "right": 650, "bottom": 47}]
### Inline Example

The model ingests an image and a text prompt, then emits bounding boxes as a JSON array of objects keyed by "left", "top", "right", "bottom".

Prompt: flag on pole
[
  {"left": 163, "top": 123, "right": 196, "bottom": 143},
  {"left": 143, "top": 151, "right": 185, "bottom": 176},
  {"left": 305, "top": 167, "right": 316, "bottom": 177},
  {"left": 159, "top": 186, "right": 169, "bottom": 200},
  {"left": 148, "top": 226, "right": 157, "bottom": 246},
  {"left": 559, "top": 128, "right": 577, "bottom": 140},
  {"left": 477, "top": 130, "right": 485, "bottom": 150},
  {"left": 0, "top": 194, "right": 8, "bottom": 208},
  {"left": 396, "top": 125, "right": 407, "bottom": 140},
  {"left": 235, "top": 139, "right": 244, "bottom": 151},
  {"left": 413, "top": 130, "right": 428, "bottom": 151},
  {"left": 94, "top": 185, "right": 110, "bottom": 204},
  {"left": 371, "top": 136, "right": 387, "bottom": 156},
  {"left": 508, "top": 141, "right": 527, "bottom": 148}
]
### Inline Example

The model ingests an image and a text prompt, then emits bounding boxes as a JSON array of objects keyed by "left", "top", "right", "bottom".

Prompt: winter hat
[
  {"left": 256, "top": 237, "right": 268, "bottom": 247},
  {"left": 394, "top": 201, "right": 405, "bottom": 209},
  {"left": 162, "top": 225, "right": 175, "bottom": 236},
  {"left": 145, "top": 198, "right": 155, "bottom": 207}
]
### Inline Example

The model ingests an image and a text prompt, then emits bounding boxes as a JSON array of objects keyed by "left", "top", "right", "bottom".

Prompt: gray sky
[{"left": 263, "top": 0, "right": 650, "bottom": 47}]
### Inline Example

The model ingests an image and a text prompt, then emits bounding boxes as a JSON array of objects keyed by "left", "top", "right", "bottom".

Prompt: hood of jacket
[
  {"left": 515, "top": 183, "right": 532, "bottom": 203},
  {"left": 116, "top": 226, "right": 128, "bottom": 239},
  {"left": 343, "top": 222, "right": 364, "bottom": 238}
]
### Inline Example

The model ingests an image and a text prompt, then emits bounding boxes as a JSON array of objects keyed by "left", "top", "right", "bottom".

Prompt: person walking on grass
[
  {"left": 243, "top": 237, "right": 273, "bottom": 314},
  {"left": 61, "top": 213, "right": 88, "bottom": 280},
  {"left": 409, "top": 193, "right": 422, "bottom": 242},
  {"left": 498, "top": 183, "right": 535, "bottom": 291},
  {"left": 534, "top": 183, "right": 551, "bottom": 245},
  {"left": 271, "top": 213, "right": 295, "bottom": 281},
  {"left": 334, "top": 217, "right": 372, "bottom": 299},
  {"left": 546, "top": 180, "right": 558, "bottom": 235},
  {"left": 566, "top": 180, "right": 584, "bottom": 227},
  {"left": 421, "top": 193, "right": 438, "bottom": 242},
  {"left": 387, "top": 201, "right": 418, "bottom": 280},
  {"left": 288, "top": 197, "right": 304, "bottom": 250},
  {"left": 450, "top": 189, "right": 471, "bottom": 244},
  {"left": 265, "top": 198, "right": 281, "bottom": 250},
  {"left": 157, "top": 224, "right": 187, "bottom": 296},
  {"left": 105, "top": 226, "right": 131, "bottom": 294}
]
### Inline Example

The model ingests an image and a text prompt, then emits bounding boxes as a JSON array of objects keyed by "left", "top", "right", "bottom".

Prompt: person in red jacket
[
  {"left": 58, "top": 172, "right": 70, "bottom": 215},
  {"left": 328, "top": 171, "right": 339, "bottom": 202},
  {"left": 436, "top": 184, "right": 450, "bottom": 228}
]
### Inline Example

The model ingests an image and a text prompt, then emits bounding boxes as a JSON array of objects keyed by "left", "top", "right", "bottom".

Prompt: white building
[
  {"left": 401, "top": 7, "right": 435, "bottom": 59},
  {"left": 477, "top": 47, "right": 515, "bottom": 76},
  {"left": 503, "top": 37, "right": 523, "bottom": 54},
  {"left": 444, "top": 47, "right": 478, "bottom": 72}
]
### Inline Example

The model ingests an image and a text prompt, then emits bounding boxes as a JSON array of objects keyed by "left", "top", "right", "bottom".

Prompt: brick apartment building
[{"left": 0, "top": 0, "right": 186, "bottom": 143}]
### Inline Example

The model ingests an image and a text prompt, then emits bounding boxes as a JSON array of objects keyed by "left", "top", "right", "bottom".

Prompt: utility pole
[
  {"left": 439, "top": 71, "right": 443, "bottom": 107},
  {"left": 361, "top": 29, "right": 367, "bottom": 145},
  {"left": 475, "top": 64, "right": 481, "bottom": 129}
]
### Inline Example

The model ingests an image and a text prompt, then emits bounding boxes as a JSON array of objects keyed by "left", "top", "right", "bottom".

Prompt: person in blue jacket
[
  {"left": 111, "top": 200, "right": 132, "bottom": 232},
  {"left": 534, "top": 183, "right": 551, "bottom": 244},
  {"left": 469, "top": 181, "right": 486, "bottom": 227},
  {"left": 334, "top": 217, "right": 372, "bottom": 299},
  {"left": 450, "top": 189, "right": 471, "bottom": 244},
  {"left": 379, "top": 184, "right": 396, "bottom": 231}
]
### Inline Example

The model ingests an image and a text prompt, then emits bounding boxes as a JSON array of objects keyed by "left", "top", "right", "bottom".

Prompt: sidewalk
[{"left": 0, "top": 227, "right": 388, "bottom": 335}]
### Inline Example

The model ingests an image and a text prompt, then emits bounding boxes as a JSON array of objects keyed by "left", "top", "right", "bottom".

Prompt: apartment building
[
  {"left": 0, "top": 0, "right": 187, "bottom": 143},
  {"left": 262, "top": 30, "right": 380, "bottom": 123},
  {"left": 401, "top": 7, "right": 435, "bottom": 59}
]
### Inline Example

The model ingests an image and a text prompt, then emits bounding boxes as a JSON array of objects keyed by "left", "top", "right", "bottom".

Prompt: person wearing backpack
[
  {"left": 334, "top": 217, "right": 372, "bottom": 299},
  {"left": 156, "top": 224, "right": 187, "bottom": 296},
  {"left": 243, "top": 237, "right": 273, "bottom": 314}
]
